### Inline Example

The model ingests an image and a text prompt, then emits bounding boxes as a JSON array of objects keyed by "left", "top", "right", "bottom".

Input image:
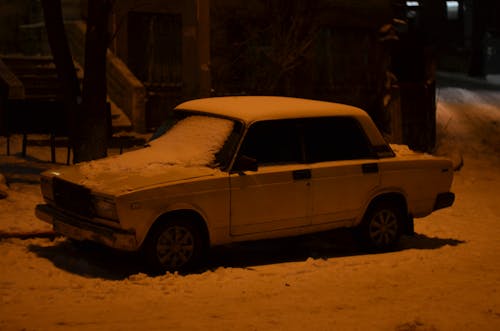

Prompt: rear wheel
[
  {"left": 357, "top": 202, "right": 404, "bottom": 250},
  {"left": 144, "top": 219, "right": 204, "bottom": 273}
]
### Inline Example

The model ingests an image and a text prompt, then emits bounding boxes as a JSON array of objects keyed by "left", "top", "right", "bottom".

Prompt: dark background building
[{"left": 1, "top": 0, "right": 498, "bottom": 150}]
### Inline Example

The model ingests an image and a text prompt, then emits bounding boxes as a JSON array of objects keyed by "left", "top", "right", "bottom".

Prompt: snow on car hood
[
  {"left": 50, "top": 115, "right": 234, "bottom": 194},
  {"left": 48, "top": 153, "right": 222, "bottom": 195}
]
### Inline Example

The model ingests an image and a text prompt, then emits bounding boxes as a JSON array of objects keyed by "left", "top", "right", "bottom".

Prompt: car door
[
  {"left": 229, "top": 119, "right": 311, "bottom": 236},
  {"left": 303, "top": 117, "right": 380, "bottom": 225}
]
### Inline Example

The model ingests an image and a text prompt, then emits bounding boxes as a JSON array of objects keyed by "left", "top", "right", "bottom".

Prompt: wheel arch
[
  {"left": 140, "top": 209, "right": 210, "bottom": 250},
  {"left": 354, "top": 191, "right": 412, "bottom": 249},
  {"left": 362, "top": 191, "right": 409, "bottom": 225}
]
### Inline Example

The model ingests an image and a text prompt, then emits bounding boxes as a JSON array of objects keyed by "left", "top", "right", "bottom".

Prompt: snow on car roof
[{"left": 175, "top": 96, "right": 368, "bottom": 124}]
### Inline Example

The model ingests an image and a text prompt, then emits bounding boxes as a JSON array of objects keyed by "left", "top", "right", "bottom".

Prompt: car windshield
[{"left": 149, "top": 111, "right": 240, "bottom": 169}]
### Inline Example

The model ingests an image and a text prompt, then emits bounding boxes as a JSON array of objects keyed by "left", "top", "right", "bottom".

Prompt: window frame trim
[{"left": 230, "top": 115, "right": 391, "bottom": 172}]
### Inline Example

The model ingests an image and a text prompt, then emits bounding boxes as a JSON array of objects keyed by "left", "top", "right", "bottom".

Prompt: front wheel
[
  {"left": 357, "top": 202, "right": 404, "bottom": 251},
  {"left": 144, "top": 220, "right": 204, "bottom": 273}
]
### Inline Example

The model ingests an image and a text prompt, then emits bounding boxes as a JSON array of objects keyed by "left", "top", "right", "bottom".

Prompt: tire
[
  {"left": 357, "top": 201, "right": 404, "bottom": 251},
  {"left": 144, "top": 219, "right": 205, "bottom": 273}
]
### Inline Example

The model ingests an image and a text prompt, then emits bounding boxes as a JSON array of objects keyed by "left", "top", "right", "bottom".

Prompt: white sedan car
[{"left": 36, "top": 97, "right": 455, "bottom": 272}]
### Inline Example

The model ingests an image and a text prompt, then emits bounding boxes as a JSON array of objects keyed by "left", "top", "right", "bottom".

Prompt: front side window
[
  {"left": 238, "top": 120, "right": 303, "bottom": 166},
  {"left": 303, "top": 117, "right": 374, "bottom": 162}
]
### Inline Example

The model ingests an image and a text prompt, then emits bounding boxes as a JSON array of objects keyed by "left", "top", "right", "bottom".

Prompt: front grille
[{"left": 53, "top": 177, "right": 93, "bottom": 218}]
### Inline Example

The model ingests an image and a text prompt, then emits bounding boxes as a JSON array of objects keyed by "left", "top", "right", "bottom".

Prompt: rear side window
[
  {"left": 238, "top": 120, "right": 303, "bottom": 165},
  {"left": 303, "top": 117, "right": 374, "bottom": 162}
]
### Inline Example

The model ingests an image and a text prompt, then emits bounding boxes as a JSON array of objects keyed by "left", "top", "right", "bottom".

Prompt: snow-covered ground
[{"left": 0, "top": 79, "right": 499, "bottom": 331}]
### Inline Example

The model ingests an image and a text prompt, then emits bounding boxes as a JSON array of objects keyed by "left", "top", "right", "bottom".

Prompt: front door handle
[
  {"left": 362, "top": 163, "right": 379, "bottom": 174},
  {"left": 293, "top": 169, "right": 311, "bottom": 180}
]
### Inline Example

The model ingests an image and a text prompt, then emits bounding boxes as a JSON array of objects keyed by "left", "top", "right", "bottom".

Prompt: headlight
[{"left": 92, "top": 196, "right": 118, "bottom": 221}]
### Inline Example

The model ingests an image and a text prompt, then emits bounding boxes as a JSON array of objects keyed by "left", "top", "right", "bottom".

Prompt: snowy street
[{"left": 0, "top": 78, "right": 499, "bottom": 331}]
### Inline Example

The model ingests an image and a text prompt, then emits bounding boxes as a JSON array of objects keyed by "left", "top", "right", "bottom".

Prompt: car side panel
[
  {"left": 229, "top": 164, "right": 311, "bottom": 236},
  {"left": 378, "top": 157, "right": 454, "bottom": 217},
  {"left": 117, "top": 175, "right": 231, "bottom": 247},
  {"left": 310, "top": 160, "right": 380, "bottom": 225}
]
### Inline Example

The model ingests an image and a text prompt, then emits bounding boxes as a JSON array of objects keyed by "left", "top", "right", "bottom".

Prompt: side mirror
[{"left": 232, "top": 155, "right": 258, "bottom": 174}]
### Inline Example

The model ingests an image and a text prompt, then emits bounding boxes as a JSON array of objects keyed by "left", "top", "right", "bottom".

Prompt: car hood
[{"left": 45, "top": 153, "right": 221, "bottom": 196}]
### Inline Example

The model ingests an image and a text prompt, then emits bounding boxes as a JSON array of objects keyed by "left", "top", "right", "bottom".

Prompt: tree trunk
[
  {"left": 73, "top": 0, "right": 112, "bottom": 162},
  {"left": 40, "top": 0, "right": 81, "bottom": 158},
  {"left": 468, "top": 0, "right": 486, "bottom": 77}
]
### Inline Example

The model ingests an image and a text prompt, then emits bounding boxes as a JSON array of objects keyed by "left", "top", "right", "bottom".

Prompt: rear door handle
[
  {"left": 362, "top": 163, "right": 379, "bottom": 174},
  {"left": 293, "top": 169, "right": 311, "bottom": 180}
]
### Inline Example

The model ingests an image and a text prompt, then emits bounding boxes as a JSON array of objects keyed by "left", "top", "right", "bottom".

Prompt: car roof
[{"left": 175, "top": 96, "right": 368, "bottom": 124}]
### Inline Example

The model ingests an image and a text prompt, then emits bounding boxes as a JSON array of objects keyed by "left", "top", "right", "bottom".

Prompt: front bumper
[
  {"left": 35, "top": 204, "right": 138, "bottom": 251},
  {"left": 433, "top": 192, "right": 455, "bottom": 211}
]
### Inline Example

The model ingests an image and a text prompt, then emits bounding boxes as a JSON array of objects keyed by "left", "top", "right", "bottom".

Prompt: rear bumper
[
  {"left": 433, "top": 192, "right": 455, "bottom": 211},
  {"left": 35, "top": 204, "right": 138, "bottom": 251}
]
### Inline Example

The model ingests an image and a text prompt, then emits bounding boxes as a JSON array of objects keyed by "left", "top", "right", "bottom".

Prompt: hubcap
[
  {"left": 156, "top": 226, "right": 195, "bottom": 269},
  {"left": 368, "top": 209, "right": 398, "bottom": 246}
]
